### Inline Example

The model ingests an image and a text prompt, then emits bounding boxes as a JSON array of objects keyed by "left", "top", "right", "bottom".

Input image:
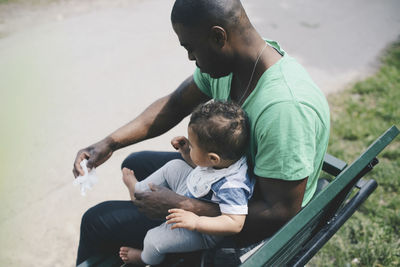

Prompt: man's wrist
[{"left": 105, "top": 135, "right": 122, "bottom": 151}]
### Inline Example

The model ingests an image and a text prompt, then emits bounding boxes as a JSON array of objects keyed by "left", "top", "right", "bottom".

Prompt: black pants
[{"left": 76, "top": 151, "right": 182, "bottom": 265}]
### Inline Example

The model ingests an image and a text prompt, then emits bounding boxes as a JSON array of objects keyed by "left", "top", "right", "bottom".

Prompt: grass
[{"left": 308, "top": 41, "right": 400, "bottom": 266}]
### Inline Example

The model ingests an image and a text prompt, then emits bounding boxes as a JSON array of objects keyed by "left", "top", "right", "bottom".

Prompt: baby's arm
[{"left": 166, "top": 208, "right": 245, "bottom": 235}]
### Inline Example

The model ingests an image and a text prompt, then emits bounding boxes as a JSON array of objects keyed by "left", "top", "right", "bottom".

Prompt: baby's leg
[
  {"left": 122, "top": 162, "right": 171, "bottom": 200},
  {"left": 122, "top": 168, "right": 138, "bottom": 201},
  {"left": 161, "top": 159, "right": 193, "bottom": 195},
  {"left": 119, "top": 246, "right": 145, "bottom": 265},
  {"left": 141, "top": 222, "right": 221, "bottom": 265},
  {"left": 135, "top": 159, "right": 193, "bottom": 195}
]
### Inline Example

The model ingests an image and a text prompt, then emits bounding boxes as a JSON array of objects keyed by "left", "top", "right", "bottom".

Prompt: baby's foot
[
  {"left": 119, "top": 246, "right": 145, "bottom": 265},
  {"left": 122, "top": 167, "right": 138, "bottom": 200}
]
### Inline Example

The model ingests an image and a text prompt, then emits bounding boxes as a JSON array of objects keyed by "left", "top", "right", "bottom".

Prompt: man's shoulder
[{"left": 247, "top": 57, "right": 329, "bottom": 128}]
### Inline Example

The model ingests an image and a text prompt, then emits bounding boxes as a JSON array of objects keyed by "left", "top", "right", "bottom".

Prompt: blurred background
[{"left": 0, "top": 0, "right": 399, "bottom": 266}]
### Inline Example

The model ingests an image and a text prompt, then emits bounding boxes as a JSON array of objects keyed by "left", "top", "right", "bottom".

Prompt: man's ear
[
  {"left": 209, "top": 26, "right": 227, "bottom": 48},
  {"left": 208, "top": 152, "right": 221, "bottom": 165}
]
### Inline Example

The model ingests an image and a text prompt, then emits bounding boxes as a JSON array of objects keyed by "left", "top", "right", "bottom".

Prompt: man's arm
[
  {"left": 133, "top": 183, "right": 221, "bottom": 219},
  {"left": 237, "top": 176, "right": 308, "bottom": 243},
  {"left": 134, "top": 174, "right": 307, "bottom": 231},
  {"left": 108, "top": 76, "right": 210, "bottom": 150},
  {"left": 72, "top": 75, "right": 210, "bottom": 177}
]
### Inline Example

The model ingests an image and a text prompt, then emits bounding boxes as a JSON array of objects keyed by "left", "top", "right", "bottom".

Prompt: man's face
[{"left": 173, "top": 23, "right": 231, "bottom": 78}]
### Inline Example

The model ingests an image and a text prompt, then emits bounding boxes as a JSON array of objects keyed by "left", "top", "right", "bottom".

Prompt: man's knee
[
  {"left": 121, "top": 151, "right": 156, "bottom": 181},
  {"left": 80, "top": 201, "right": 110, "bottom": 235},
  {"left": 81, "top": 204, "right": 96, "bottom": 228},
  {"left": 121, "top": 151, "right": 150, "bottom": 170},
  {"left": 121, "top": 151, "right": 182, "bottom": 181}
]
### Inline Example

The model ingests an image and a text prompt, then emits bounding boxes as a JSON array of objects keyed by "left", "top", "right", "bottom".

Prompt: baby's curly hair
[{"left": 189, "top": 100, "right": 250, "bottom": 161}]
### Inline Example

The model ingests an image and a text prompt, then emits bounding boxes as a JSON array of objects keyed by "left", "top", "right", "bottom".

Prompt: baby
[{"left": 120, "top": 100, "right": 254, "bottom": 265}]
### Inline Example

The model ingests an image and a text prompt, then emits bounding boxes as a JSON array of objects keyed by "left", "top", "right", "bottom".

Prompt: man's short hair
[
  {"left": 171, "top": 0, "right": 242, "bottom": 28},
  {"left": 189, "top": 100, "right": 249, "bottom": 161}
]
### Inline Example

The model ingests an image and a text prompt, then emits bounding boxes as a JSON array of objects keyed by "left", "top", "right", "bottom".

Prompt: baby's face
[{"left": 188, "top": 127, "right": 212, "bottom": 167}]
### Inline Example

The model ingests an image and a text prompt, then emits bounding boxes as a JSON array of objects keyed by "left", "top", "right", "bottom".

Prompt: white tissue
[{"left": 73, "top": 159, "right": 98, "bottom": 196}]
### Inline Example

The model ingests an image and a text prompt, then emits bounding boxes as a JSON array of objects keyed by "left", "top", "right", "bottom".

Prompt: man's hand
[
  {"left": 73, "top": 138, "right": 113, "bottom": 177},
  {"left": 171, "top": 136, "right": 196, "bottom": 167},
  {"left": 133, "top": 184, "right": 187, "bottom": 219},
  {"left": 166, "top": 208, "right": 199, "bottom": 231}
]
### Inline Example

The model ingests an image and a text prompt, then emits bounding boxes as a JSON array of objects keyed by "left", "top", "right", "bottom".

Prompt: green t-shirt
[{"left": 193, "top": 40, "right": 330, "bottom": 206}]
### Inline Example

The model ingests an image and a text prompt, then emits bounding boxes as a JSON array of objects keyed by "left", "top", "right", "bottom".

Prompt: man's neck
[{"left": 230, "top": 35, "right": 282, "bottom": 103}]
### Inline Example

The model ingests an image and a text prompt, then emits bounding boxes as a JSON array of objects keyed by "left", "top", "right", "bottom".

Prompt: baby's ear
[{"left": 208, "top": 152, "right": 221, "bottom": 165}]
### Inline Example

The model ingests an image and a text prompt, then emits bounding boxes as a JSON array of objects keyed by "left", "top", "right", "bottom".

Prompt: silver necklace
[{"left": 238, "top": 42, "right": 268, "bottom": 104}]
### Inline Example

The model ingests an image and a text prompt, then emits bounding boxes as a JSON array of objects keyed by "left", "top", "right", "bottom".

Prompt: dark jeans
[{"left": 76, "top": 151, "right": 182, "bottom": 265}]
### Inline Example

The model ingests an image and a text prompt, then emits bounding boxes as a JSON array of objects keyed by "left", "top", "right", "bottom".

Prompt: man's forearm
[
  {"left": 105, "top": 76, "right": 209, "bottom": 152},
  {"left": 133, "top": 184, "right": 220, "bottom": 219},
  {"left": 236, "top": 177, "right": 307, "bottom": 244},
  {"left": 241, "top": 199, "right": 292, "bottom": 238},
  {"left": 108, "top": 95, "right": 185, "bottom": 151}
]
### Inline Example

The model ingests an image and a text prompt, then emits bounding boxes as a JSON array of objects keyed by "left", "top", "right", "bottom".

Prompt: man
[{"left": 73, "top": 0, "right": 330, "bottom": 264}]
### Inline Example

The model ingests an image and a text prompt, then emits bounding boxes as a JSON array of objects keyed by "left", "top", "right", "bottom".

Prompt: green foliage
[{"left": 309, "top": 41, "right": 400, "bottom": 266}]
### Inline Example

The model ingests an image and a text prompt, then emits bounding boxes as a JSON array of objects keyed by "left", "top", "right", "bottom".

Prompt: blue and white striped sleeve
[{"left": 212, "top": 177, "right": 252, "bottom": 215}]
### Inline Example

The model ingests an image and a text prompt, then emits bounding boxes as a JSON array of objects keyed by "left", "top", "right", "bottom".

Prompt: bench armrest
[{"left": 322, "top": 154, "right": 347, "bottom": 176}]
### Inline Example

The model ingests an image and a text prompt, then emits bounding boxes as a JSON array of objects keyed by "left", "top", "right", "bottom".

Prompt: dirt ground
[{"left": 0, "top": 0, "right": 399, "bottom": 266}]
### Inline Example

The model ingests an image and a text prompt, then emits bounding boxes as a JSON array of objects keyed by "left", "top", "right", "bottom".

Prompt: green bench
[{"left": 78, "top": 125, "right": 399, "bottom": 267}]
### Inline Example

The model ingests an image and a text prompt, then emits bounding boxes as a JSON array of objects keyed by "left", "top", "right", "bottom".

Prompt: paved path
[
  {"left": 0, "top": 0, "right": 399, "bottom": 265},
  {"left": 246, "top": 0, "right": 400, "bottom": 93}
]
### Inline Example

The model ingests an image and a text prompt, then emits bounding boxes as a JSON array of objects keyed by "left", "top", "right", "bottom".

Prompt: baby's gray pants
[{"left": 135, "top": 159, "right": 222, "bottom": 265}]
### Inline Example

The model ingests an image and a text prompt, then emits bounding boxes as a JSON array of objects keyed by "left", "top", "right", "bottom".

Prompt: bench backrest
[{"left": 240, "top": 125, "right": 399, "bottom": 267}]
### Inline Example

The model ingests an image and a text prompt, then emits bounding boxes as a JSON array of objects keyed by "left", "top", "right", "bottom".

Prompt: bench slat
[{"left": 290, "top": 178, "right": 378, "bottom": 266}]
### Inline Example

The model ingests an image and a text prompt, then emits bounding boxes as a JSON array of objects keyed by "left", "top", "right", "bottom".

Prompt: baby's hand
[
  {"left": 171, "top": 136, "right": 190, "bottom": 154},
  {"left": 171, "top": 136, "right": 196, "bottom": 168},
  {"left": 166, "top": 208, "right": 199, "bottom": 231},
  {"left": 171, "top": 136, "right": 189, "bottom": 150}
]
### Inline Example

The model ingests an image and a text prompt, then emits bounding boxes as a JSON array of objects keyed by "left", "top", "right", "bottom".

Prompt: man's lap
[
  {"left": 121, "top": 150, "right": 183, "bottom": 181},
  {"left": 82, "top": 200, "right": 163, "bottom": 248},
  {"left": 78, "top": 151, "right": 182, "bottom": 262}
]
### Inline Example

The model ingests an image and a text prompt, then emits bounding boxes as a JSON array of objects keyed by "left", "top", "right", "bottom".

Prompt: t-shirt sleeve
[
  {"left": 253, "top": 102, "right": 316, "bottom": 180},
  {"left": 215, "top": 182, "right": 251, "bottom": 215},
  {"left": 193, "top": 67, "right": 212, "bottom": 97}
]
